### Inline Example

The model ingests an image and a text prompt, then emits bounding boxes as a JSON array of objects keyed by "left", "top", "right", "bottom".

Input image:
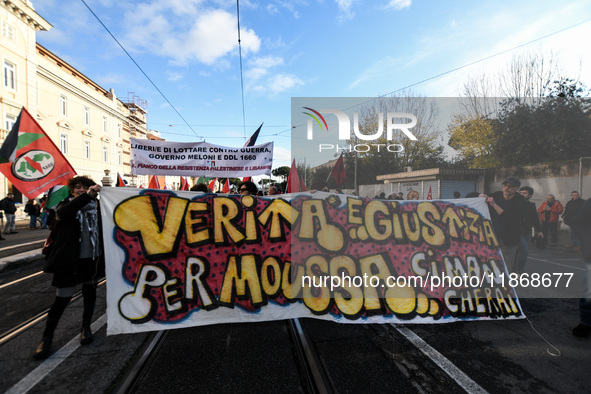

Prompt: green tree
[
  {"left": 272, "top": 166, "right": 290, "bottom": 181},
  {"left": 493, "top": 97, "right": 591, "bottom": 166},
  {"left": 447, "top": 114, "right": 500, "bottom": 168}
]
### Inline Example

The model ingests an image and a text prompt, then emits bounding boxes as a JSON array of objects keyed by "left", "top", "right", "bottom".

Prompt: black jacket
[
  {"left": 521, "top": 201, "right": 542, "bottom": 236},
  {"left": 572, "top": 199, "right": 591, "bottom": 262},
  {"left": 25, "top": 203, "right": 41, "bottom": 216},
  {"left": 44, "top": 193, "right": 103, "bottom": 274},
  {"left": 0, "top": 197, "right": 16, "bottom": 214},
  {"left": 563, "top": 198, "right": 586, "bottom": 225},
  {"left": 488, "top": 191, "right": 527, "bottom": 247}
]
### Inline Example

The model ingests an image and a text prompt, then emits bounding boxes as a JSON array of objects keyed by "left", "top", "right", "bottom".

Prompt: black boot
[
  {"left": 80, "top": 284, "right": 96, "bottom": 345},
  {"left": 34, "top": 296, "right": 71, "bottom": 360},
  {"left": 34, "top": 336, "right": 53, "bottom": 360}
]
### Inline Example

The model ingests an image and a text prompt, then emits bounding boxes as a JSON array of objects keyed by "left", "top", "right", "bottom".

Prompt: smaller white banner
[{"left": 130, "top": 139, "right": 273, "bottom": 177}]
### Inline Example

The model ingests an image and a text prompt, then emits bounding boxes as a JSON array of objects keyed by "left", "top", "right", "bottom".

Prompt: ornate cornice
[{"left": 2, "top": 0, "right": 52, "bottom": 31}]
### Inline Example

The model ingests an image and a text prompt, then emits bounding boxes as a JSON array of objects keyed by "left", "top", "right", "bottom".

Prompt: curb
[{"left": 0, "top": 248, "right": 44, "bottom": 272}]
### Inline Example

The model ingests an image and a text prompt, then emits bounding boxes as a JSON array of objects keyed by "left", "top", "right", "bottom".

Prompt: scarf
[{"left": 77, "top": 200, "right": 101, "bottom": 259}]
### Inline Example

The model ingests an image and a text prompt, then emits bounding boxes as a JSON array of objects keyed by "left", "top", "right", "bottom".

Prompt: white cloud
[
  {"left": 244, "top": 55, "right": 302, "bottom": 95},
  {"left": 249, "top": 56, "right": 285, "bottom": 69},
  {"left": 268, "top": 74, "right": 304, "bottom": 93},
  {"left": 386, "top": 0, "right": 412, "bottom": 10},
  {"left": 246, "top": 55, "right": 285, "bottom": 80},
  {"left": 335, "top": 0, "right": 357, "bottom": 21},
  {"left": 166, "top": 71, "right": 184, "bottom": 82},
  {"left": 276, "top": 0, "right": 301, "bottom": 19},
  {"left": 121, "top": 3, "right": 261, "bottom": 65},
  {"left": 267, "top": 4, "right": 279, "bottom": 15}
]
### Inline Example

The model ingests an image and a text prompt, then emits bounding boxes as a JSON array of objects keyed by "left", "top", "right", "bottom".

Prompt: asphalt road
[{"left": 0, "top": 230, "right": 589, "bottom": 393}]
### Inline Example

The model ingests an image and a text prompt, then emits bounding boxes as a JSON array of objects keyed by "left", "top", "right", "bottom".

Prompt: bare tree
[{"left": 347, "top": 92, "right": 445, "bottom": 182}]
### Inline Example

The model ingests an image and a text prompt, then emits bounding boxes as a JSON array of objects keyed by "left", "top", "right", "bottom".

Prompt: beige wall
[{"left": 0, "top": 0, "right": 150, "bottom": 198}]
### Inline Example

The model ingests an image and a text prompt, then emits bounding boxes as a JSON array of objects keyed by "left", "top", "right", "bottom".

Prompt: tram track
[
  {"left": 112, "top": 318, "right": 334, "bottom": 394},
  {"left": 0, "top": 279, "right": 106, "bottom": 346}
]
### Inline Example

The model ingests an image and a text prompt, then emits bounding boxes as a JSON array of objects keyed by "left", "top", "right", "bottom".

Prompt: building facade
[{"left": 1, "top": 0, "right": 151, "bottom": 200}]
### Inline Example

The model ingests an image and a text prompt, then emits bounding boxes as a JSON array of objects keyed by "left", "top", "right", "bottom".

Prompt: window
[
  {"left": 103, "top": 145, "right": 108, "bottom": 163},
  {"left": 102, "top": 116, "right": 108, "bottom": 133},
  {"left": 60, "top": 134, "right": 68, "bottom": 154},
  {"left": 2, "top": 22, "right": 15, "bottom": 42},
  {"left": 84, "top": 140, "right": 90, "bottom": 159},
  {"left": 5, "top": 113, "right": 17, "bottom": 130},
  {"left": 117, "top": 150, "right": 122, "bottom": 165},
  {"left": 117, "top": 123, "right": 122, "bottom": 139},
  {"left": 59, "top": 94, "right": 67, "bottom": 116},
  {"left": 84, "top": 106, "right": 90, "bottom": 126},
  {"left": 3, "top": 60, "right": 15, "bottom": 90}
]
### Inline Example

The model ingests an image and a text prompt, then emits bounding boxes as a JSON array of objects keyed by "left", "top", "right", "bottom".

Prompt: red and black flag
[
  {"left": 116, "top": 172, "right": 126, "bottom": 187},
  {"left": 242, "top": 123, "right": 263, "bottom": 183},
  {"left": 327, "top": 153, "right": 346, "bottom": 187}
]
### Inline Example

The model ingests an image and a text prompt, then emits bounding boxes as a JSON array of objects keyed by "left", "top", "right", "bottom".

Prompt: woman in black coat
[{"left": 34, "top": 176, "right": 105, "bottom": 360}]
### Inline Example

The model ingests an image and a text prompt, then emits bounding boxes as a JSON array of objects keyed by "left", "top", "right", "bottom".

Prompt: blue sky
[{"left": 32, "top": 0, "right": 591, "bottom": 170}]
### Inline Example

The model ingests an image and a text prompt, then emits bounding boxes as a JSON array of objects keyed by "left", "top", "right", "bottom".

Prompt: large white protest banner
[
  {"left": 130, "top": 139, "right": 273, "bottom": 177},
  {"left": 101, "top": 187, "right": 523, "bottom": 335}
]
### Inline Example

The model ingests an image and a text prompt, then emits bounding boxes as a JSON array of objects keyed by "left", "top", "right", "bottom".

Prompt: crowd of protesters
[{"left": 0, "top": 172, "right": 589, "bottom": 361}]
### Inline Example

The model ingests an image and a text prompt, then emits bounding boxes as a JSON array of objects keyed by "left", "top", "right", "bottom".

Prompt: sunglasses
[{"left": 238, "top": 188, "right": 248, "bottom": 192}]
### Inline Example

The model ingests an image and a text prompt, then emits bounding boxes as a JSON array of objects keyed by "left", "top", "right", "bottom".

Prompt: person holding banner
[
  {"left": 481, "top": 176, "right": 527, "bottom": 274},
  {"left": 571, "top": 197, "right": 591, "bottom": 338},
  {"left": 34, "top": 176, "right": 105, "bottom": 360}
]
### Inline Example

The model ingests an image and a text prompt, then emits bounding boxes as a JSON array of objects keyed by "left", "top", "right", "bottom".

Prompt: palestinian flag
[
  {"left": 45, "top": 184, "right": 70, "bottom": 210},
  {"left": 0, "top": 108, "right": 76, "bottom": 199}
]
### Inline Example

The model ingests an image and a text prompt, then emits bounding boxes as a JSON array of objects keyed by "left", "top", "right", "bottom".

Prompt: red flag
[
  {"left": 328, "top": 153, "right": 346, "bottom": 187},
  {"left": 300, "top": 176, "right": 308, "bottom": 191},
  {"left": 180, "top": 177, "right": 189, "bottom": 191},
  {"left": 148, "top": 175, "right": 161, "bottom": 189},
  {"left": 427, "top": 186, "right": 432, "bottom": 200},
  {"left": 242, "top": 123, "right": 263, "bottom": 183},
  {"left": 208, "top": 178, "right": 216, "bottom": 192},
  {"left": 286, "top": 158, "right": 300, "bottom": 193},
  {"left": 222, "top": 178, "right": 230, "bottom": 193},
  {"left": 116, "top": 173, "right": 126, "bottom": 187},
  {"left": 0, "top": 108, "right": 76, "bottom": 199}
]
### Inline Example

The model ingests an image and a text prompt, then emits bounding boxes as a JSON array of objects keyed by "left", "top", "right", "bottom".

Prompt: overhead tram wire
[
  {"left": 285, "top": 16, "right": 591, "bottom": 137},
  {"left": 382, "top": 17, "right": 591, "bottom": 97},
  {"left": 79, "top": 0, "right": 205, "bottom": 141},
  {"left": 236, "top": 0, "right": 247, "bottom": 143}
]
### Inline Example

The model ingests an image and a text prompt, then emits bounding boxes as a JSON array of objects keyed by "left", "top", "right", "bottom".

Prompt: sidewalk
[{"left": 0, "top": 218, "right": 48, "bottom": 272}]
